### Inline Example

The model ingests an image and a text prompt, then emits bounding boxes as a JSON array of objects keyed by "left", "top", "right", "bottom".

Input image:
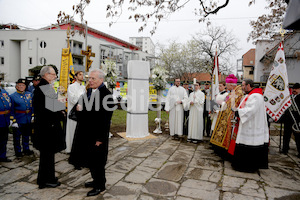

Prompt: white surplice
[
  {"left": 187, "top": 90, "right": 205, "bottom": 140},
  {"left": 211, "top": 91, "right": 228, "bottom": 131},
  {"left": 66, "top": 82, "right": 86, "bottom": 153},
  {"left": 236, "top": 93, "right": 269, "bottom": 146},
  {"left": 165, "top": 85, "right": 188, "bottom": 136}
]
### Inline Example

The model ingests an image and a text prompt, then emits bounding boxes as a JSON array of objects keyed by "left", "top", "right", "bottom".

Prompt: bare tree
[
  {"left": 157, "top": 41, "right": 185, "bottom": 79},
  {"left": 58, "top": 0, "right": 288, "bottom": 41},
  {"left": 156, "top": 26, "right": 238, "bottom": 80},
  {"left": 191, "top": 26, "right": 239, "bottom": 74},
  {"left": 248, "top": 0, "right": 287, "bottom": 41}
]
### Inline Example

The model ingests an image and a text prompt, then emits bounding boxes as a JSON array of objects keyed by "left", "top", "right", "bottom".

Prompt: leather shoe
[
  {"left": 0, "top": 157, "right": 12, "bottom": 162},
  {"left": 85, "top": 181, "right": 94, "bottom": 188},
  {"left": 39, "top": 182, "right": 61, "bottom": 189},
  {"left": 87, "top": 188, "right": 106, "bottom": 196}
]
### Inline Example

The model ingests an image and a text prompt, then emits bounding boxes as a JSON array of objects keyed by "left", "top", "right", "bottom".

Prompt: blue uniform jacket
[
  {"left": 0, "top": 88, "right": 11, "bottom": 127},
  {"left": 10, "top": 91, "right": 33, "bottom": 124}
]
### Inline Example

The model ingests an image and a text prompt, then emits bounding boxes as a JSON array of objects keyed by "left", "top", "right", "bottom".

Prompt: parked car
[{"left": 2, "top": 82, "right": 16, "bottom": 94}]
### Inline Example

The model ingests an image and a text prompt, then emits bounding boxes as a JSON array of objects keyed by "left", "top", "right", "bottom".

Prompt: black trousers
[
  {"left": 0, "top": 127, "right": 9, "bottom": 159},
  {"left": 88, "top": 144, "right": 108, "bottom": 190},
  {"left": 203, "top": 111, "right": 211, "bottom": 136},
  {"left": 283, "top": 120, "right": 300, "bottom": 154},
  {"left": 183, "top": 110, "right": 189, "bottom": 136},
  {"left": 37, "top": 150, "right": 56, "bottom": 185}
]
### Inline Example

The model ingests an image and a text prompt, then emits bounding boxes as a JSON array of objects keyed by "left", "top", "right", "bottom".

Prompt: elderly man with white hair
[
  {"left": 33, "top": 65, "right": 66, "bottom": 189},
  {"left": 69, "top": 68, "right": 115, "bottom": 197}
]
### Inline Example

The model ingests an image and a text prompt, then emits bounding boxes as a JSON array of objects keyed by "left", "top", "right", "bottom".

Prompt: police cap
[{"left": 16, "top": 78, "right": 26, "bottom": 84}]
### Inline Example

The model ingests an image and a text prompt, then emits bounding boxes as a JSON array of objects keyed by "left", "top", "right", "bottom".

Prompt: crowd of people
[
  {"left": 165, "top": 75, "right": 300, "bottom": 172},
  {"left": 0, "top": 67, "right": 299, "bottom": 196}
]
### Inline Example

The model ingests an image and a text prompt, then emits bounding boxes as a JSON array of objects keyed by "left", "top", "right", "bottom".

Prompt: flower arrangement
[
  {"left": 151, "top": 65, "right": 168, "bottom": 91},
  {"left": 101, "top": 59, "right": 118, "bottom": 89}
]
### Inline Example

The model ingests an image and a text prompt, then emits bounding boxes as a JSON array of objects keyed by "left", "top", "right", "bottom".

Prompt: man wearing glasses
[{"left": 33, "top": 66, "right": 66, "bottom": 189}]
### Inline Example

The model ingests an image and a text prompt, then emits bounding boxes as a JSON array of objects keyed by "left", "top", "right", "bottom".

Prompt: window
[
  {"left": 0, "top": 40, "right": 4, "bottom": 49},
  {"left": 0, "top": 57, "right": 4, "bottom": 65},
  {"left": 40, "top": 41, "right": 46, "bottom": 48},
  {"left": 249, "top": 71, "right": 254, "bottom": 75},
  {"left": 29, "top": 57, "right": 32, "bottom": 65},
  {"left": 101, "top": 50, "right": 105, "bottom": 59},
  {"left": 78, "top": 43, "right": 82, "bottom": 49},
  {"left": 250, "top": 60, "right": 253, "bottom": 64},
  {"left": 28, "top": 40, "right": 32, "bottom": 50},
  {"left": 40, "top": 57, "right": 46, "bottom": 65}
]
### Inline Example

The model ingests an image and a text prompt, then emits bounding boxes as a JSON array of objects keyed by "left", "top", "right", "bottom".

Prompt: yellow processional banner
[{"left": 59, "top": 48, "right": 70, "bottom": 92}]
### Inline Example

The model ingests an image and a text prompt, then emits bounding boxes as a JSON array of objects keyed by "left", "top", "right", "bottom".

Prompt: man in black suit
[
  {"left": 183, "top": 82, "right": 192, "bottom": 136},
  {"left": 33, "top": 66, "right": 66, "bottom": 189},
  {"left": 69, "top": 68, "right": 115, "bottom": 196},
  {"left": 281, "top": 83, "right": 300, "bottom": 158},
  {"left": 202, "top": 82, "right": 211, "bottom": 137}
]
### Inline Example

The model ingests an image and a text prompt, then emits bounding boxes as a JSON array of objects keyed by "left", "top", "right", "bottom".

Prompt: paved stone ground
[{"left": 0, "top": 125, "right": 300, "bottom": 200}]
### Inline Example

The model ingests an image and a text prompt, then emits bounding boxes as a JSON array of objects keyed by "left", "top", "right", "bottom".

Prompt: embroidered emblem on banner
[{"left": 271, "top": 75, "right": 285, "bottom": 91}]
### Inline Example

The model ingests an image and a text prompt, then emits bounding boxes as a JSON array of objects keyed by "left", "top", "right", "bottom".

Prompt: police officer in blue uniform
[
  {"left": 10, "top": 78, "right": 34, "bottom": 157},
  {"left": 0, "top": 80, "right": 12, "bottom": 162}
]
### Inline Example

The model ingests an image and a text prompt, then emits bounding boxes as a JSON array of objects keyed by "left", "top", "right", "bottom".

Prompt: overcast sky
[{"left": 0, "top": 0, "right": 272, "bottom": 73}]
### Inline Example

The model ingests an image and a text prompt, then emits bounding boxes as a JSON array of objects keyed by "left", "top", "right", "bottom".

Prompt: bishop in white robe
[
  {"left": 232, "top": 80, "right": 269, "bottom": 172},
  {"left": 65, "top": 72, "right": 86, "bottom": 153},
  {"left": 187, "top": 83, "right": 205, "bottom": 142},
  {"left": 165, "top": 79, "right": 188, "bottom": 137}
]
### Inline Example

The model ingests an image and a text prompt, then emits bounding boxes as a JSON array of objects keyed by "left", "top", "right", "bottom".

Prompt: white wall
[
  {"left": 255, "top": 33, "right": 300, "bottom": 83},
  {"left": 0, "top": 29, "right": 155, "bottom": 82}
]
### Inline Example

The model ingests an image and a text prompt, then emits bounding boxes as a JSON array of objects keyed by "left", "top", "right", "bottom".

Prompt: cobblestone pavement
[{"left": 0, "top": 128, "right": 300, "bottom": 200}]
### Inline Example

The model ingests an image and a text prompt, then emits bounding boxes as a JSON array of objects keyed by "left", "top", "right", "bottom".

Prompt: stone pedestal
[{"left": 126, "top": 60, "right": 150, "bottom": 138}]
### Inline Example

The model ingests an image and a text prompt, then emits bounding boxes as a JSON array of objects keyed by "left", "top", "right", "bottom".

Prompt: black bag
[{"left": 68, "top": 104, "right": 78, "bottom": 121}]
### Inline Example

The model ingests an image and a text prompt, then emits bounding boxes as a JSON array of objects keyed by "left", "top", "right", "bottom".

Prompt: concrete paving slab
[
  {"left": 142, "top": 178, "right": 180, "bottom": 197},
  {"left": 184, "top": 167, "right": 222, "bottom": 183},
  {"left": 0, "top": 167, "right": 31, "bottom": 185},
  {"left": 105, "top": 170, "right": 125, "bottom": 189},
  {"left": 129, "top": 145, "right": 158, "bottom": 158},
  {"left": 189, "top": 157, "right": 223, "bottom": 171},
  {"left": 264, "top": 186, "right": 300, "bottom": 200},
  {"left": 259, "top": 167, "right": 300, "bottom": 191},
  {"left": 55, "top": 160, "right": 75, "bottom": 174},
  {"left": 124, "top": 165, "right": 157, "bottom": 184},
  {"left": 104, "top": 181, "right": 143, "bottom": 199},
  {"left": 178, "top": 179, "right": 219, "bottom": 199},
  {"left": 155, "top": 162, "right": 187, "bottom": 182},
  {"left": 223, "top": 192, "right": 265, "bottom": 200},
  {"left": 23, "top": 188, "right": 69, "bottom": 200},
  {"left": 140, "top": 152, "right": 170, "bottom": 169},
  {"left": 107, "top": 156, "right": 144, "bottom": 173},
  {"left": 0, "top": 133, "right": 299, "bottom": 200}
]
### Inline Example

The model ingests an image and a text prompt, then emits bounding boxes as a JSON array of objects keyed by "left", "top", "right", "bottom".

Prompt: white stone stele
[{"left": 126, "top": 60, "right": 150, "bottom": 138}]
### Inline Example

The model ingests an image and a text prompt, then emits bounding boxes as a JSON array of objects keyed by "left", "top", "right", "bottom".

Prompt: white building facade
[
  {"left": 129, "top": 37, "right": 155, "bottom": 55},
  {"left": 0, "top": 22, "right": 155, "bottom": 82},
  {"left": 254, "top": 31, "right": 300, "bottom": 84}
]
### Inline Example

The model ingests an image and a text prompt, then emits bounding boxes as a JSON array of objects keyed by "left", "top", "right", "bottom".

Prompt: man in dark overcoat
[
  {"left": 281, "top": 83, "right": 300, "bottom": 158},
  {"left": 69, "top": 68, "right": 114, "bottom": 196},
  {"left": 33, "top": 65, "right": 66, "bottom": 189}
]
